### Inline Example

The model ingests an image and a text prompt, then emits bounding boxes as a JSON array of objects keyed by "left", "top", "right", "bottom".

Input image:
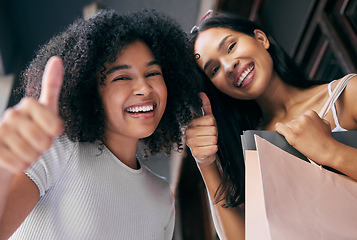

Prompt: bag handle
[{"left": 318, "top": 74, "right": 356, "bottom": 118}]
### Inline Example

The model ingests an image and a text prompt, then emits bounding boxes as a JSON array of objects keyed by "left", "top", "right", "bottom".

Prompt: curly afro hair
[{"left": 19, "top": 9, "right": 202, "bottom": 155}]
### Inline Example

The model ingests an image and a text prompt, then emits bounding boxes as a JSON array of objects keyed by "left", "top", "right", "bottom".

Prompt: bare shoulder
[
  {"left": 340, "top": 74, "right": 357, "bottom": 126},
  {"left": 342, "top": 74, "right": 357, "bottom": 101},
  {"left": 344, "top": 73, "right": 357, "bottom": 90}
]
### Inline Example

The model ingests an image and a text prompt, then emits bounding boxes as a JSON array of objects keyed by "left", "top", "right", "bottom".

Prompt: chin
[{"left": 135, "top": 129, "right": 157, "bottom": 139}]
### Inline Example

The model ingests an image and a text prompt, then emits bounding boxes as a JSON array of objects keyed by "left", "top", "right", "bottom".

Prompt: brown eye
[
  {"left": 211, "top": 66, "right": 220, "bottom": 77},
  {"left": 112, "top": 76, "right": 131, "bottom": 81},
  {"left": 146, "top": 71, "right": 162, "bottom": 77},
  {"left": 228, "top": 42, "right": 236, "bottom": 53}
]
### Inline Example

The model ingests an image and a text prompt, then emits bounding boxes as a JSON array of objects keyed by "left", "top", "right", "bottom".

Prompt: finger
[
  {"left": 18, "top": 98, "right": 63, "bottom": 137},
  {"left": 0, "top": 144, "right": 29, "bottom": 174},
  {"left": 191, "top": 145, "right": 218, "bottom": 160},
  {"left": 3, "top": 109, "right": 54, "bottom": 153},
  {"left": 186, "top": 135, "right": 218, "bottom": 149},
  {"left": 305, "top": 110, "right": 327, "bottom": 124},
  {"left": 17, "top": 121, "right": 53, "bottom": 154},
  {"left": 275, "top": 122, "right": 293, "bottom": 139},
  {"left": 39, "top": 56, "right": 64, "bottom": 114},
  {"left": 186, "top": 125, "right": 217, "bottom": 139},
  {"left": 0, "top": 126, "right": 40, "bottom": 164},
  {"left": 188, "top": 116, "right": 216, "bottom": 128},
  {"left": 303, "top": 109, "right": 318, "bottom": 117},
  {"left": 304, "top": 110, "right": 331, "bottom": 130},
  {"left": 199, "top": 92, "right": 213, "bottom": 116},
  {"left": 194, "top": 154, "right": 217, "bottom": 166}
]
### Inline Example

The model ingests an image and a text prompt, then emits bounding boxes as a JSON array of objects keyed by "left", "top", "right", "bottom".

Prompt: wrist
[
  {"left": 321, "top": 139, "right": 344, "bottom": 170},
  {"left": 195, "top": 154, "right": 217, "bottom": 167},
  {"left": 0, "top": 167, "right": 15, "bottom": 190}
]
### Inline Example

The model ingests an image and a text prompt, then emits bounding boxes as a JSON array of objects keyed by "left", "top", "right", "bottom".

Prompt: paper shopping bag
[
  {"left": 241, "top": 130, "right": 309, "bottom": 162},
  {"left": 245, "top": 135, "right": 357, "bottom": 240},
  {"left": 241, "top": 130, "right": 357, "bottom": 163}
]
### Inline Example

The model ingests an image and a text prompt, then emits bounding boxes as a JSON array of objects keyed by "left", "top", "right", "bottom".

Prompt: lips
[
  {"left": 233, "top": 62, "right": 255, "bottom": 88},
  {"left": 124, "top": 103, "right": 157, "bottom": 114}
]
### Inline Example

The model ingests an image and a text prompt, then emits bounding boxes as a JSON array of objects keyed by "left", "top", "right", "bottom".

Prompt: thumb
[
  {"left": 39, "top": 56, "right": 64, "bottom": 114},
  {"left": 199, "top": 92, "right": 212, "bottom": 116}
]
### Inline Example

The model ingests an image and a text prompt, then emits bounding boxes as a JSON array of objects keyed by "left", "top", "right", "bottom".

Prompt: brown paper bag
[{"left": 245, "top": 135, "right": 357, "bottom": 240}]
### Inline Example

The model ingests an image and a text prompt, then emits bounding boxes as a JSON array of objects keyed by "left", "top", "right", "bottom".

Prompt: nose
[
  {"left": 133, "top": 78, "right": 152, "bottom": 96},
  {"left": 221, "top": 57, "right": 238, "bottom": 78}
]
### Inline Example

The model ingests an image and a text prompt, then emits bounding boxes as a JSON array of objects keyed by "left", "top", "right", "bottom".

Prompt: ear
[{"left": 254, "top": 29, "right": 270, "bottom": 49}]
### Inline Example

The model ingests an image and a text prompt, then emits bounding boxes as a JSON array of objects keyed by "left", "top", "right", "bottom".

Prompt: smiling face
[
  {"left": 98, "top": 40, "right": 167, "bottom": 142},
  {"left": 194, "top": 27, "right": 274, "bottom": 100}
]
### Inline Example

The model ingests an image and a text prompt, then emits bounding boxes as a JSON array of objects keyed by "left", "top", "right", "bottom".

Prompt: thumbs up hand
[
  {"left": 186, "top": 92, "right": 218, "bottom": 166},
  {"left": 0, "top": 56, "right": 64, "bottom": 174}
]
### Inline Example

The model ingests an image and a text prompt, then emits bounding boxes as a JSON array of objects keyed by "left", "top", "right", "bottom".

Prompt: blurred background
[{"left": 0, "top": 0, "right": 356, "bottom": 239}]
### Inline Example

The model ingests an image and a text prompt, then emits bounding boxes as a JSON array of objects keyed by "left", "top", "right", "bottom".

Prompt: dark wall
[
  {"left": 215, "top": 0, "right": 314, "bottom": 55},
  {"left": 1, "top": 0, "right": 201, "bottom": 73},
  {"left": 0, "top": 1, "right": 21, "bottom": 75},
  {"left": 1, "top": 0, "right": 93, "bottom": 75},
  {"left": 259, "top": 0, "right": 313, "bottom": 54}
]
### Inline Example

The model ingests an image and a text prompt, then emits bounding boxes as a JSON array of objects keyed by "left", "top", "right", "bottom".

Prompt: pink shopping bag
[{"left": 245, "top": 135, "right": 357, "bottom": 240}]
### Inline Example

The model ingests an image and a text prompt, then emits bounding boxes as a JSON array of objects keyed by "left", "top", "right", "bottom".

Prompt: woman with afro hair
[{"left": 0, "top": 9, "right": 201, "bottom": 239}]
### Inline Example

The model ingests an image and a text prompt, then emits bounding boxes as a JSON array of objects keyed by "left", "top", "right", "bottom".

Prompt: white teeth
[
  {"left": 237, "top": 65, "right": 254, "bottom": 86},
  {"left": 126, "top": 104, "right": 154, "bottom": 113}
]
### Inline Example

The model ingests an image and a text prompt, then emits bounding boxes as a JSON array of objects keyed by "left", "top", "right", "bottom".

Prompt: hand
[
  {"left": 275, "top": 110, "right": 336, "bottom": 165},
  {"left": 185, "top": 92, "right": 218, "bottom": 166},
  {"left": 0, "top": 56, "right": 64, "bottom": 174}
]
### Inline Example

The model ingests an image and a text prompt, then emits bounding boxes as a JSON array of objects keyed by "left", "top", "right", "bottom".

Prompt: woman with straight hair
[{"left": 186, "top": 11, "right": 357, "bottom": 239}]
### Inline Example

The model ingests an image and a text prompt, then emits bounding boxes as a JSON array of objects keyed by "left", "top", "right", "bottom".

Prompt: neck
[
  {"left": 103, "top": 133, "right": 139, "bottom": 169},
  {"left": 255, "top": 75, "right": 307, "bottom": 125}
]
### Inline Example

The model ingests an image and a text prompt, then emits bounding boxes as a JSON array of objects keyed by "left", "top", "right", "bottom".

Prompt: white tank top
[{"left": 324, "top": 74, "right": 357, "bottom": 132}]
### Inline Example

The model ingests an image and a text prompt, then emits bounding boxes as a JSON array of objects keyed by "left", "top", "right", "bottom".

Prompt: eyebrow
[
  {"left": 203, "top": 60, "right": 212, "bottom": 72},
  {"left": 203, "top": 35, "right": 232, "bottom": 72},
  {"left": 106, "top": 60, "right": 160, "bottom": 75},
  {"left": 148, "top": 60, "right": 161, "bottom": 67},
  {"left": 218, "top": 35, "right": 232, "bottom": 50}
]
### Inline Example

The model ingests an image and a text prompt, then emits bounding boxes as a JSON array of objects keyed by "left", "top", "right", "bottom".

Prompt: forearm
[
  {"left": 323, "top": 141, "right": 357, "bottom": 181},
  {"left": 0, "top": 172, "right": 40, "bottom": 239},
  {"left": 197, "top": 159, "right": 245, "bottom": 240},
  {"left": 0, "top": 168, "right": 14, "bottom": 220},
  {"left": 208, "top": 200, "right": 245, "bottom": 240}
]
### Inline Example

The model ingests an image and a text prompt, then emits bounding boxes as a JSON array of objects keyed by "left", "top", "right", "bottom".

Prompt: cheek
[
  {"left": 101, "top": 89, "right": 126, "bottom": 119},
  {"left": 162, "top": 87, "right": 168, "bottom": 105},
  {"left": 157, "top": 80, "right": 168, "bottom": 104},
  {"left": 212, "top": 75, "right": 230, "bottom": 93},
  {"left": 253, "top": 44, "right": 273, "bottom": 67},
  {"left": 157, "top": 85, "right": 168, "bottom": 122},
  {"left": 262, "top": 50, "right": 273, "bottom": 67},
  {"left": 259, "top": 52, "right": 275, "bottom": 83}
]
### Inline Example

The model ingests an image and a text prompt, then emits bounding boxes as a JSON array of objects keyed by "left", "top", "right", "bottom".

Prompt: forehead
[
  {"left": 194, "top": 28, "right": 237, "bottom": 65},
  {"left": 195, "top": 27, "right": 245, "bottom": 52},
  {"left": 118, "top": 41, "right": 153, "bottom": 59},
  {"left": 106, "top": 40, "right": 155, "bottom": 67}
]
